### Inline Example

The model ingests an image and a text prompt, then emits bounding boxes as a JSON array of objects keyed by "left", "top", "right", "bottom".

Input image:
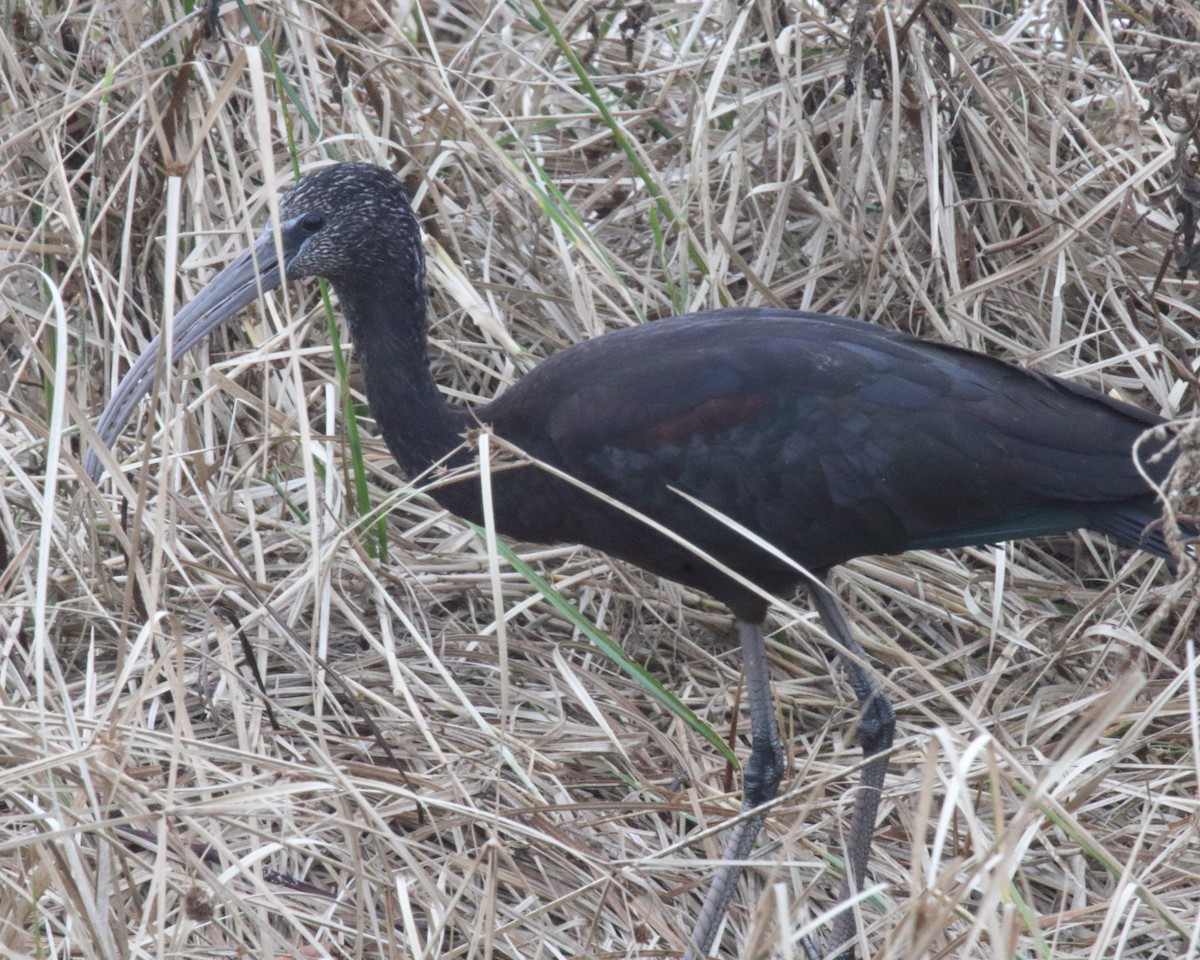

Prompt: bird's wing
[{"left": 495, "top": 310, "right": 1167, "bottom": 566}]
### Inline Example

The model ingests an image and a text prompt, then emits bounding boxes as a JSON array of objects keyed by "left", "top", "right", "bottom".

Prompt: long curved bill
[{"left": 84, "top": 230, "right": 284, "bottom": 481}]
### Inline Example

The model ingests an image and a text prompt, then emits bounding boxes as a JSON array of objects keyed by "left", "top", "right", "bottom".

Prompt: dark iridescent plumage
[{"left": 467, "top": 308, "right": 1171, "bottom": 618}]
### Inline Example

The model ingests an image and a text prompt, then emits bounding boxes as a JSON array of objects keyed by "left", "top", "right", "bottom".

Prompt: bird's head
[
  {"left": 276, "top": 163, "right": 420, "bottom": 286},
  {"left": 83, "top": 162, "right": 420, "bottom": 481}
]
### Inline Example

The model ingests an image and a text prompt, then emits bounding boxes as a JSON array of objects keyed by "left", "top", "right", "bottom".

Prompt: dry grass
[{"left": 2, "top": 0, "right": 1199, "bottom": 958}]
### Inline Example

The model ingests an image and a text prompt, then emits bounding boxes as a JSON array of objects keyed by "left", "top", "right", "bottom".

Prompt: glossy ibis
[{"left": 85, "top": 162, "right": 1179, "bottom": 959}]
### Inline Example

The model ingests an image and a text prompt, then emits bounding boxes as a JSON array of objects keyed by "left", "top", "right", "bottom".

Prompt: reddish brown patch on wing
[{"left": 626, "top": 394, "right": 775, "bottom": 451}]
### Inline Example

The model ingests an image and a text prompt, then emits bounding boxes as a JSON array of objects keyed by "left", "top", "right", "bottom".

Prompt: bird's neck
[{"left": 337, "top": 280, "right": 475, "bottom": 480}]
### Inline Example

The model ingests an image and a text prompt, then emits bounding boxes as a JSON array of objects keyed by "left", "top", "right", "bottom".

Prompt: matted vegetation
[{"left": 2, "top": 0, "right": 1199, "bottom": 958}]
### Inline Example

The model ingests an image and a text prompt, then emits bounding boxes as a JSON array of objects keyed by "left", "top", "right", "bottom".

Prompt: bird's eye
[{"left": 300, "top": 213, "right": 324, "bottom": 233}]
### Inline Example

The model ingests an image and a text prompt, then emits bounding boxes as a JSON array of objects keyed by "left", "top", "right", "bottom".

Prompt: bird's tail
[{"left": 1087, "top": 504, "right": 1193, "bottom": 566}]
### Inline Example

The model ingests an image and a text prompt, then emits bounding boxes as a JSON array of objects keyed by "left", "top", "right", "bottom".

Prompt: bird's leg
[
  {"left": 683, "top": 592, "right": 893, "bottom": 960},
  {"left": 683, "top": 619, "right": 785, "bottom": 960},
  {"left": 809, "top": 580, "right": 895, "bottom": 960}
]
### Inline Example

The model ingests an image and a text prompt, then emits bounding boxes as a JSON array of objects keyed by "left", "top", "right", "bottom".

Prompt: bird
[{"left": 85, "top": 162, "right": 1180, "bottom": 959}]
